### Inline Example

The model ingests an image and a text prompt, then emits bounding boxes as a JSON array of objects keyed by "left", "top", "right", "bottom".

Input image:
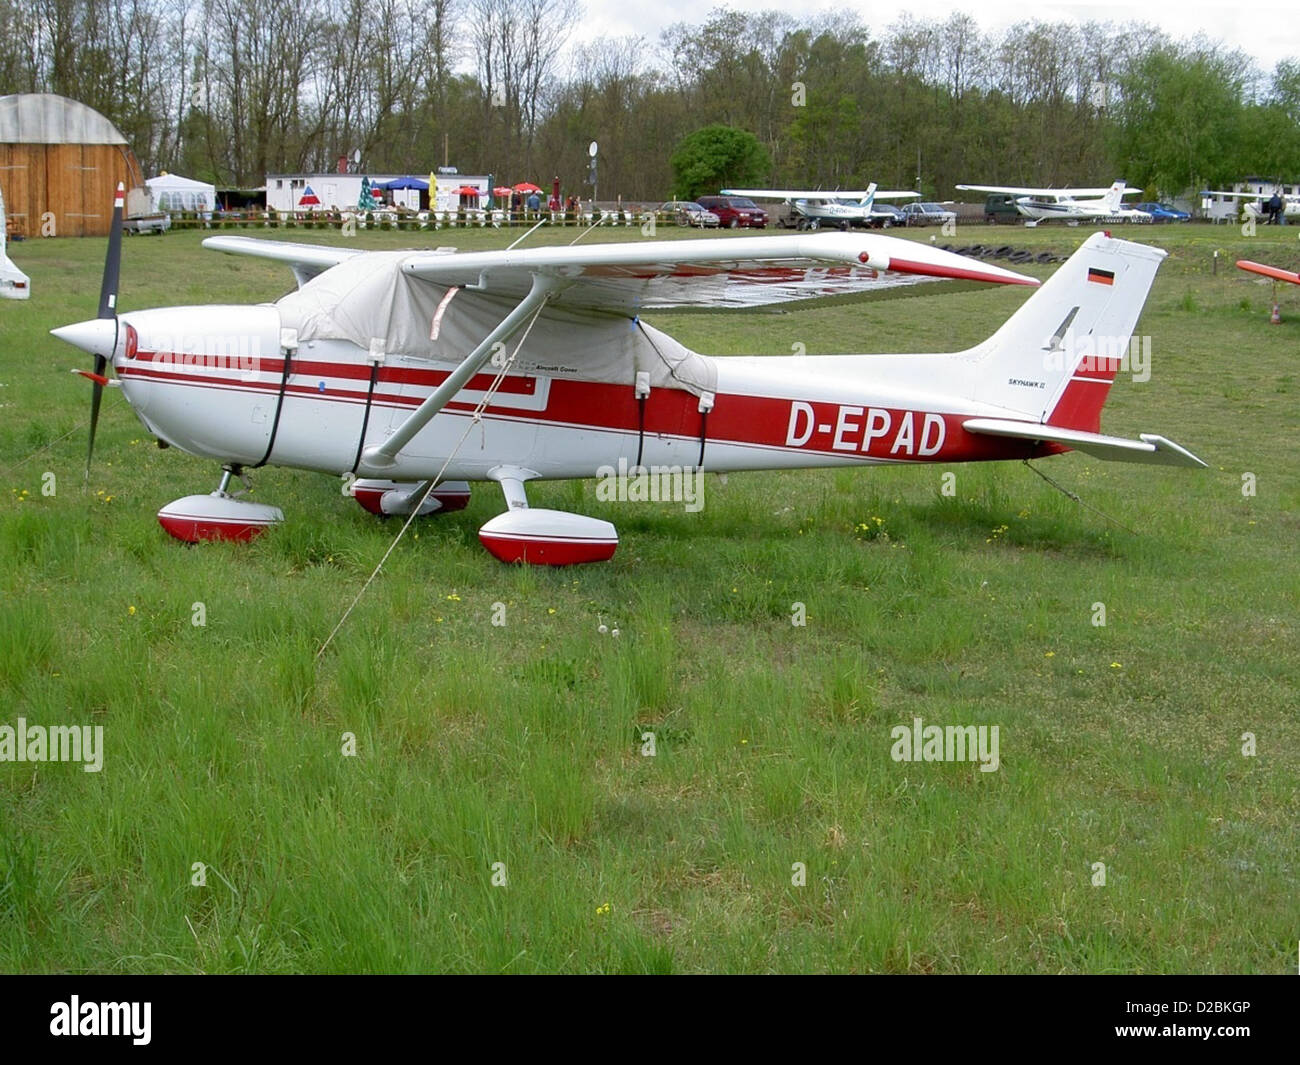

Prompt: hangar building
[{"left": 0, "top": 93, "right": 142, "bottom": 237}]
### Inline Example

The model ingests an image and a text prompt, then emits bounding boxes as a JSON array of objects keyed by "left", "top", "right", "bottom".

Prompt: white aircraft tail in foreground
[
  {"left": 51, "top": 188, "right": 1204, "bottom": 564},
  {"left": 0, "top": 181, "right": 31, "bottom": 300}
]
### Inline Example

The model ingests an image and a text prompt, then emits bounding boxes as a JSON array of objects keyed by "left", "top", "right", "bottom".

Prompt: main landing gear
[{"left": 476, "top": 466, "right": 617, "bottom": 565}]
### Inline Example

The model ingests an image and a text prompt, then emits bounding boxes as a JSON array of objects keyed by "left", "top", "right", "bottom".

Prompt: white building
[
  {"left": 265, "top": 172, "right": 491, "bottom": 213},
  {"left": 1202, "top": 177, "right": 1300, "bottom": 222}
]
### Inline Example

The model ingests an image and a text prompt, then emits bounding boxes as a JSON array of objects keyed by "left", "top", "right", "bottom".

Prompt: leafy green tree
[
  {"left": 670, "top": 124, "right": 771, "bottom": 200},
  {"left": 1108, "top": 42, "right": 1253, "bottom": 196}
]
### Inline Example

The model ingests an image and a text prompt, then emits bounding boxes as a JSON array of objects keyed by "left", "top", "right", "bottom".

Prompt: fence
[{"left": 164, "top": 208, "right": 681, "bottom": 232}]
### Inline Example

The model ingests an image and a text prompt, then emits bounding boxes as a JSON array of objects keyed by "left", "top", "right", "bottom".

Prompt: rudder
[{"left": 963, "top": 232, "right": 1165, "bottom": 431}]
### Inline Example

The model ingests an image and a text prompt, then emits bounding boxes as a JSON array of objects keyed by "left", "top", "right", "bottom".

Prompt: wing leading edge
[{"left": 396, "top": 232, "right": 1037, "bottom": 314}]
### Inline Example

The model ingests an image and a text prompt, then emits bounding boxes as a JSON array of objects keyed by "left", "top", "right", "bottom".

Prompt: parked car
[
  {"left": 123, "top": 212, "right": 171, "bottom": 235},
  {"left": 901, "top": 202, "right": 957, "bottom": 227},
  {"left": 867, "top": 203, "right": 906, "bottom": 229},
  {"left": 659, "top": 200, "right": 720, "bottom": 228},
  {"left": 696, "top": 195, "right": 768, "bottom": 228},
  {"left": 1134, "top": 202, "right": 1190, "bottom": 223},
  {"left": 982, "top": 193, "right": 1022, "bottom": 224}
]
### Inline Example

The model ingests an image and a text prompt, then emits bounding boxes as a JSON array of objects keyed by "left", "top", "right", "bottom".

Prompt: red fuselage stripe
[{"left": 117, "top": 359, "right": 1048, "bottom": 464}]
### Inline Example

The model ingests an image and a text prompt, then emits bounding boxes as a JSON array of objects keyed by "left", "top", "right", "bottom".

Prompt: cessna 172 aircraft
[
  {"left": 722, "top": 184, "right": 920, "bottom": 230},
  {"left": 0, "top": 181, "right": 31, "bottom": 299},
  {"left": 50, "top": 184, "right": 1204, "bottom": 565},
  {"left": 956, "top": 181, "right": 1150, "bottom": 226}
]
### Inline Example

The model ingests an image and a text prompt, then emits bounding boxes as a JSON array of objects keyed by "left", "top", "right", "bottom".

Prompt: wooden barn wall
[{"left": 0, "top": 143, "right": 140, "bottom": 237}]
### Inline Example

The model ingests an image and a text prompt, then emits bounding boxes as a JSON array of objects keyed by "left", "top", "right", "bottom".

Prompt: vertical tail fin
[
  {"left": 1101, "top": 181, "right": 1127, "bottom": 214},
  {"left": 964, "top": 232, "right": 1165, "bottom": 430},
  {"left": 859, "top": 182, "right": 878, "bottom": 211}
]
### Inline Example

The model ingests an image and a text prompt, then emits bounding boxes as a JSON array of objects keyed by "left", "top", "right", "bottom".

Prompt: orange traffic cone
[{"left": 1270, "top": 302, "right": 1281, "bottom": 324}]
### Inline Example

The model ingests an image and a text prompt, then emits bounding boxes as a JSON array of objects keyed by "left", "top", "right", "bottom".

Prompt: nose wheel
[{"left": 157, "top": 464, "right": 284, "bottom": 543}]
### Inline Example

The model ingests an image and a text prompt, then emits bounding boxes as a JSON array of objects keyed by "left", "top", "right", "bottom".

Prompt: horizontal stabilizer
[{"left": 963, "top": 418, "right": 1207, "bottom": 468}]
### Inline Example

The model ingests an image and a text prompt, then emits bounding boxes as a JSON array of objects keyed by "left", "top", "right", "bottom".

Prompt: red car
[{"left": 696, "top": 195, "right": 767, "bottom": 229}]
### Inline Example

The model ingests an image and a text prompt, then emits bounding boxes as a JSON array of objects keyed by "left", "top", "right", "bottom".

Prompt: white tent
[{"left": 146, "top": 172, "right": 216, "bottom": 213}]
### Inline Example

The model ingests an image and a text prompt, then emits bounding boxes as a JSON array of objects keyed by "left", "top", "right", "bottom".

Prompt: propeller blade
[
  {"left": 85, "top": 182, "right": 125, "bottom": 480},
  {"left": 97, "top": 183, "right": 125, "bottom": 320},
  {"left": 86, "top": 360, "right": 105, "bottom": 481}
]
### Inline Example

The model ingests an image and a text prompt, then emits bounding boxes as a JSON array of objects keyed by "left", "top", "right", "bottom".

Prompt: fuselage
[
  {"left": 112, "top": 303, "right": 1052, "bottom": 484},
  {"left": 1015, "top": 196, "right": 1149, "bottom": 223},
  {"left": 793, "top": 199, "right": 872, "bottom": 224}
]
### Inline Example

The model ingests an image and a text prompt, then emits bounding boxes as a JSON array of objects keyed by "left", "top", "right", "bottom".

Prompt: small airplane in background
[
  {"left": 722, "top": 183, "right": 920, "bottom": 230},
  {"left": 956, "top": 181, "right": 1150, "bottom": 226},
  {"left": 1202, "top": 189, "right": 1300, "bottom": 224},
  {"left": 50, "top": 184, "right": 1204, "bottom": 566},
  {"left": 0, "top": 180, "right": 31, "bottom": 299}
]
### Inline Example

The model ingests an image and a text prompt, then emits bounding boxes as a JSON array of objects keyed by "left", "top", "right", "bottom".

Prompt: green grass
[{"left": 0, "top": 220, "right": 1297, "bottom": 972}]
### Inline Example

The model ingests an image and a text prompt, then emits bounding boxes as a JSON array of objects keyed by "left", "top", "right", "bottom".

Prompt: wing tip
[{"left": 886, "top": 255, "right": 1040, "bottom": 287}]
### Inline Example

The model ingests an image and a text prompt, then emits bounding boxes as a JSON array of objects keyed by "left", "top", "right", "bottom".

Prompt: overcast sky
[{"left": 569, "top": 0, "right": 1299, "bottom": 76}]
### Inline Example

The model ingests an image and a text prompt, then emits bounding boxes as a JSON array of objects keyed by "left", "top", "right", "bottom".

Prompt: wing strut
[{"left": 361, "top": 274, "right": 558, "bottom": 471}]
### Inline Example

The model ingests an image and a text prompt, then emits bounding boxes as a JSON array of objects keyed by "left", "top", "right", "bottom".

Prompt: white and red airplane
[
  {"left": 51, "top": 185, "right": 1204, "bottom": 565},
  {"left": 956, "top": 181, "right": 1150, "bottom": 226}
]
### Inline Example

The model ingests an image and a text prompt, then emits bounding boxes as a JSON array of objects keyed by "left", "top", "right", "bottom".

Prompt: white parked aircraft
[
  {"left": 51, "top": 185, "right": 1204, "bottom": 565},
  {"left": 956, "top": 181, "right": 1150, "bottom": 226},
  {"left": 722, "top": 183, "right": 920, "bottom": 230},
  {"left": 1202, "top": 189, "right": 1300, "bottom": 223},
  {"left": 0, "top": 180, "right": 31, "bottom": 299}
]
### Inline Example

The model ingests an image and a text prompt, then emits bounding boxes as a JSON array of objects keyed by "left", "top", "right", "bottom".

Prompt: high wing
[
  {"left": 957, "top": 183, "right": 1142, "bottom": 198},
  {"left": 1237, "top": 260, "right": 1300, "bottom": 285},
  {"left": 203, "top": 235, "right": 369, "bottom": 287},
  {"left": 723, "top": 187, "right": 920, "bottom": 201},
  {"left": 397, "top": 232, "right": 1036, "bottom": 315},
  {"left": 355, "top": 233, "right": 1036, "bottom": 470}
]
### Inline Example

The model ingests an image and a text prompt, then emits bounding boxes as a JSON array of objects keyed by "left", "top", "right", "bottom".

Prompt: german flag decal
[{"left": 1087, "top": 267, "right": 1115, "bottom": 286}]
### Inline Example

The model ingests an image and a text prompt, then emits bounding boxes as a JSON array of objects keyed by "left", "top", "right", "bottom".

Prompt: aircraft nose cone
[{"left": 51, "top": 318, "right": 119, "bottom": 360}]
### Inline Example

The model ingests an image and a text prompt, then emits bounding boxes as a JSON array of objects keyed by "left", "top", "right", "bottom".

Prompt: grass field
[{"left": 1, "top": 219, "right": 1297, "bottom": 973}]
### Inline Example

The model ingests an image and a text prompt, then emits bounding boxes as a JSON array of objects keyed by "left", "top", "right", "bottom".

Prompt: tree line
[{"left": 2, "top": 1, "right": 1297, "bottom": 202}]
